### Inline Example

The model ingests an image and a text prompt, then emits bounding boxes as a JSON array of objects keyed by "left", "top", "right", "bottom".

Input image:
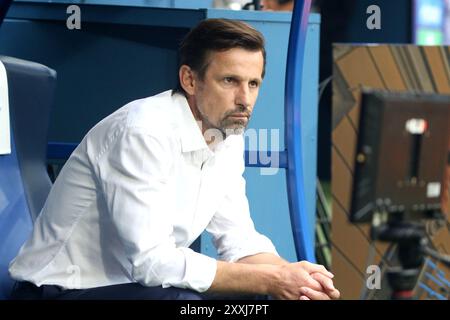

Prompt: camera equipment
[
  {"left": 243, "top": 0, "right": 262, "bottom": 10},
  {"left": 350, "top": 89, "right": 450, "bottom": 299}
]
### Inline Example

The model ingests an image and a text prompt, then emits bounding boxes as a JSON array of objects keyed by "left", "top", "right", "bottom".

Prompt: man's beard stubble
[{"left": 198, "top": 104, "right": 251, "bottom": 138}]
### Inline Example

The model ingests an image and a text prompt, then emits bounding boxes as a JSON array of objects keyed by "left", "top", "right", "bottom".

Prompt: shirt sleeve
[
  {"left": 206, "top": 137, "right": 279, "bottom": 263},
  {"left": 95, "top": 126, "right": 217, "bottom": 292}
]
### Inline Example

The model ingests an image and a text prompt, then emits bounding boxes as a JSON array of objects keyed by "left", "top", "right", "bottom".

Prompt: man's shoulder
[
  {"left": 83, "top": 90, "right": 183, "bottom": 153},
  {"left": 125, "top": 90, "right": 181, "bottom": 133}
]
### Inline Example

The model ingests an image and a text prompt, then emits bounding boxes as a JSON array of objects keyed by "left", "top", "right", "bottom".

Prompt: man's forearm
[
  {"left": 206, "top": 260, "right": 279, "bottom": 296},
  {"left": 237, "top": 252, "right": 289, "bottom": 265},
  {"left": 205, "top": 253, "right": 288, "bottom": 295},
  {"left": 206, "top": 259, "right": 340, "bottom": 300}
]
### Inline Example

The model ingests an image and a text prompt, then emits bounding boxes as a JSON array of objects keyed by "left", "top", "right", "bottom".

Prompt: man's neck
[{"left": 186, "top": 95, "right": 225, "bottom": 148}]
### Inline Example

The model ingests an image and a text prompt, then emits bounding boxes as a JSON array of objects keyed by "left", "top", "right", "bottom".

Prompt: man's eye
[
  {"left": 249, "top": 81, "right": 259, "bottom": 88},
  {"left": 224, "top": 77, "right": 235, "bottom": 84}
]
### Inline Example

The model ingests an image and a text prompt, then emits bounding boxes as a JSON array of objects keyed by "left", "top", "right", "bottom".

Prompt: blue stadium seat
[{"left": 0, "top": 56, "right": 56, "bottom": 299}]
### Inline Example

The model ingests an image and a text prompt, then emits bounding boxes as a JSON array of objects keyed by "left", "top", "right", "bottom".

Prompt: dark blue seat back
[{"left": 0, "top": 56, "right": 56, "bottom": 299}]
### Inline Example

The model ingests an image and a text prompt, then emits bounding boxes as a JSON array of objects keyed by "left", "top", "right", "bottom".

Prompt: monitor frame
[{"left": 350, "top": 89, "right": 450, "bottom": 223}]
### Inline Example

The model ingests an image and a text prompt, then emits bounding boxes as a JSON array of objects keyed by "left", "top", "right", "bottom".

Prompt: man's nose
[{"left": 235, "top": 84, "right": 251, "bottom": 109}]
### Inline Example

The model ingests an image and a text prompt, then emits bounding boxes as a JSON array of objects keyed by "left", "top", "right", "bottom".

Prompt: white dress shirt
[{"left": 9, "top": 90, "right": 278, "bottom": 292}]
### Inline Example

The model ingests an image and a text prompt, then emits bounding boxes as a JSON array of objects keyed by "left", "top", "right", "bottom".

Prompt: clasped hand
[{"left": 272, "top": 261, "right": 340, "bottom": 300}]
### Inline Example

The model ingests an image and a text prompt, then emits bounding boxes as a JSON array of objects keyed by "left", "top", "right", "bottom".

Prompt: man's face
[{"left": 191, "top": 48, "right": 264, "bottom": 136}]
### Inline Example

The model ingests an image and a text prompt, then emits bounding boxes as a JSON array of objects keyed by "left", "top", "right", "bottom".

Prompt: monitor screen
[
  {"left": 414, "top": 0, "right": 450, "bottom": 45},
  {"left": 350, "top": 90, "right": 450, "bottom": 223}
]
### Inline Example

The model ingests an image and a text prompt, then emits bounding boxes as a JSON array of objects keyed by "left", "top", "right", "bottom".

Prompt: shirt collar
[
  {"left": 172, "top": 91, "right": 235, "bottom": 156},
  {"left": 173, "top": 91, "right": 209, "bottom": 153}
]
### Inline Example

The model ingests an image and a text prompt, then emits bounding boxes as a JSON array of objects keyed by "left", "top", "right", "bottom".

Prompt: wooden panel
[
  {"left": 423, "top": 46, "right": 450, "bottom": 94},
  {"left": 441, "top": 47, "right": 450, "bottom": 77},
  {"left": 331, "top": 148, "right": 353, "bottom": 212},
  {"left": 332, "top": 66, "right": 358, "bottom": 129},
  {"left": 368, "top": 46, "right": 407, "bottom": 91},
  {"left": 335, "top": 47, "right": 385, "bottom": 93},
  {"left": 331, "top": 247, "right": 364, "bottom": 299},
  {"left": 431, "top": 227, "right": 450, "bottom": 255},
  {"left": 405, "top": 46, "right": 435, "bottom": 93},
  {"left": 332, "top": 117, "right": 357, "bottom": 171},
  {"left": 332, "top": 203, "right": 372, "bottom": 269},
  {"left": 390, "top": 46, "right": 418, "bottom": 90}
]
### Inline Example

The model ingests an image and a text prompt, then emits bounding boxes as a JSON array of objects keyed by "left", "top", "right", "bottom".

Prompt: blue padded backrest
[
  {"left": 0, "top": 135, "right": 33, "bottom": 299},
  {"left": 0, "top": 56, "right": 56, "bottom": 299},
  {"left": 3, "top": 56, "right": 55, "bottom": 221}
]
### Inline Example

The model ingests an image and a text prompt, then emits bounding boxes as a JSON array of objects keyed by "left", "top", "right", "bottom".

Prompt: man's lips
[{"left": 228, "top": 113, "right": 250, "bottom": 119}]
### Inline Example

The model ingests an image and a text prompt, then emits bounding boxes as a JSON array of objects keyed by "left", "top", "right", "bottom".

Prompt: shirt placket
[{"left": 188, "top": 148, "right": 216, "bottom": 240}]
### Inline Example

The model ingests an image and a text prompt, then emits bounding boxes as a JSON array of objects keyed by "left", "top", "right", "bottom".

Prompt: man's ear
[{"left": 179, "top": 65, "right": 196, "bottom": 96}]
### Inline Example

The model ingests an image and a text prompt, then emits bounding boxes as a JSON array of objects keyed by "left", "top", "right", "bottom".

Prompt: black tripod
[{"left": 372, "top": 216, "right": 450, "bottom": 300}]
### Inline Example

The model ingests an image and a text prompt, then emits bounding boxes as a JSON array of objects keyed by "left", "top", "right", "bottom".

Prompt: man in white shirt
[{"left": 9, "top": 18, "right": 339, "bottom": 300}]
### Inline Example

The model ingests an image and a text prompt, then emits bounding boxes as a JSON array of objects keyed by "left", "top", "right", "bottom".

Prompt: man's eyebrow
[
  {"left": 221, "top": 74, "right": 241, "bottom": 80},
  {"left": 222, "top": 74, "right": 262, "bottom": 83}
]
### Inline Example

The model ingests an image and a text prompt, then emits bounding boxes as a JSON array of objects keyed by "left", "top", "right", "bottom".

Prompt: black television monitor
[{"left": 350, "top": 89, "right": 450, "bottom": 223}]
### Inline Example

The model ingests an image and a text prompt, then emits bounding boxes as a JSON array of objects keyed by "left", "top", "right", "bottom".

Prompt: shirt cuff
[{"left": 162, "top": 247, "right": 217, "bottom": 293}]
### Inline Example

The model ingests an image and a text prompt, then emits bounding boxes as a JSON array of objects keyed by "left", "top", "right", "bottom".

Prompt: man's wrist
[{"left": 262, "top": 264, "right": 282, "bottom": 296}]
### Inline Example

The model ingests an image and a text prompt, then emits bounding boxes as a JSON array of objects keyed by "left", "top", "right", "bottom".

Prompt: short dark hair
[{"left": 174, "top": 18, "right": 266, "bottom": 95}]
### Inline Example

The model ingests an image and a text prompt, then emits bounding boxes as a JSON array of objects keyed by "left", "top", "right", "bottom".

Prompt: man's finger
[
  {"left": 300, "top": 287, "right": 331, "bottom": 300},
  {"left": 329, "top": 288, "right": 341, "bottom": 300},
  {"left": 304, "top": 274, "right": 324, "bottom": 292},
  {"left": 300, "top": 261, "right": 334, "bottom": 278},
  {"left": 311, "top": 272, "right": 336, "bottom": 292},
  {"left": 299, "top": 295, "right": 310, "bottom": 300},
  {"left": 311, "top": 273, "right": 340, "bottom": 299}
]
